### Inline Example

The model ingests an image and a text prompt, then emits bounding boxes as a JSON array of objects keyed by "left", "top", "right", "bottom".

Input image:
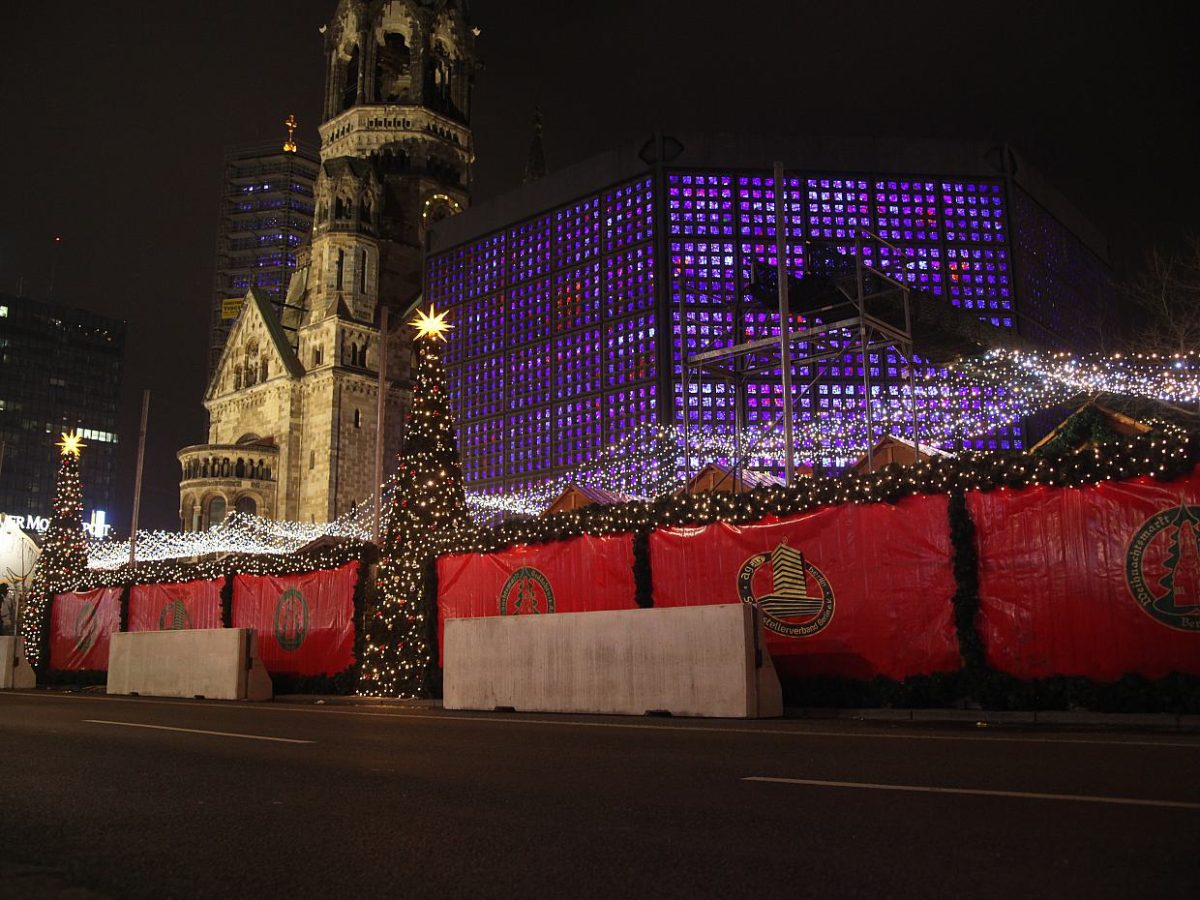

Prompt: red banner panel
[
  {"left": 50, "top": 587, "right": 122, "bottom": 671},
  {"left": 232, "top": 562, "right": 358, "bottom": 676},
  {"left": 437, "top": 533, "right": 638, "bottom": 663},
  {"left": 128, "top": 579, "right": 223, "bottom": 633},
  {"left": 970, "top": 470, "right": 1200, "bottom": 680},
  {"left": 649, "top": 495, "right": 960, "bottom": 681}
]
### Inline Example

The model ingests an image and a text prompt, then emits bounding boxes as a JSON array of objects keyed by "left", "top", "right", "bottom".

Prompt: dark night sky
[{"left": 3, "top": 1, "right": 1197, "bottom": 531}]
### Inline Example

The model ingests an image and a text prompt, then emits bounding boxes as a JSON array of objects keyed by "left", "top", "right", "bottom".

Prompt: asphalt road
[{"left": 0, "top": 692, "right": 1197, "bottom": 899}]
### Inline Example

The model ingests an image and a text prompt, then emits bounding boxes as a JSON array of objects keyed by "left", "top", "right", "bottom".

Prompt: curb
[
  {"left": 788, "top": 707, "right": 1200, "bottom": 731},
  {"left": 273, "top": 694, "right": 444, "bottom": 709}
]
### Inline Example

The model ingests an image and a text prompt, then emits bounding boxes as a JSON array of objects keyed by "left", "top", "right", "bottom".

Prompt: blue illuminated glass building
[
  {"left": 208, "top": 140, "right": 319, "bottom": 377},
  {"left": 426, "top": 135, "right": 1112, "bottom": 496}
]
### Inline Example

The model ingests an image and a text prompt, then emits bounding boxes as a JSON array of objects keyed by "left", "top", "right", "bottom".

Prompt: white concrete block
[
  {"left": 0, "top": 636, "right": 37, "bottom": 690},
  {"left": 444, "top": 603, "right": 782, "bottom": 719},
  {"left": 107, "top": 628, "right": 273, "bottom": 701}
]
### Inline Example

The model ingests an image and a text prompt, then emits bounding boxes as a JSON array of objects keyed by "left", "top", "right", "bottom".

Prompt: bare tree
[{"left": 1125, "top": 235, "right": 1200, "bottom": 354}]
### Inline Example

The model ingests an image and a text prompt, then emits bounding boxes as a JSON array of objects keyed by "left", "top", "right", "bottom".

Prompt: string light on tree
[
  {"left": 358, "top": 305, "right": 472, "bottom": 698},
  {"left": 22, "top": 432, "right": 90, "bottom": 669}
]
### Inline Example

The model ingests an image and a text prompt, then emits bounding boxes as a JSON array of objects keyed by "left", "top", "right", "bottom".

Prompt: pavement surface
[{"left": 1, "top": 690, "right": 1198, "bottom": 899}]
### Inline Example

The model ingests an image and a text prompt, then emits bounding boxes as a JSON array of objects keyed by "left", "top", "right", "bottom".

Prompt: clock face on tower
[{"left": 421, "top": 193, "right": 464, "bottom": 233}]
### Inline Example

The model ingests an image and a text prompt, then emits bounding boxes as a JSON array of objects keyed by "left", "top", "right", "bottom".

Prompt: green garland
[
  {"left": 1033, "top": 406, "right": 1125, "bottom": 457},
  {"left": 42, "top": 541, "right": 376, "bottom": 693},
  {"left": 34, "top": 433, "right": 1200, "bottom": 708},
  {"left": 426, "top": 431, "right": 1200, "bottom": 713}
]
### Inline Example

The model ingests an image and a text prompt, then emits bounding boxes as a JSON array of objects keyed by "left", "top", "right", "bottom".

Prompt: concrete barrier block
[
  {"left": 444, "top": 603, "right": 782, "bottom": 718},
  {"left": 0, "top": 636, "right": 37, "bottom": 690},
  {"left": 107, "top": 628, "right": 273, "bottom": 701}
]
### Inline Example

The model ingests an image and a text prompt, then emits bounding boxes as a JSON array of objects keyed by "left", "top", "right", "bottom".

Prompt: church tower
[{"left": 179, "top": 0, "right": 475, "bottom": 529}]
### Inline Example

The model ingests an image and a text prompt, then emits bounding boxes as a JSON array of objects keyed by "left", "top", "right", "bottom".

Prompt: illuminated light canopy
[{"left": 82, "top": 349, "right": 1200, "bottom": 569}]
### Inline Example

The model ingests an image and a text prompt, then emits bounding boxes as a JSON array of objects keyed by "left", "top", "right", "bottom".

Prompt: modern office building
[
  {"left": 426, "top": 134, "right": 1114, "bottom": 496},
  {"left": 208, "top": 138, "right": 320, "bottom": 377},
  {"left": 0, "top": 294, "right": 125, "bottom": 534}
]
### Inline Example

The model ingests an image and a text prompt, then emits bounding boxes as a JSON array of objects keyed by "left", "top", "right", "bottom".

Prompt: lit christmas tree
[
  {"left": 359, "top": 305, "right": 470, "bottom": 697},
  {"left": 22, "top": 432, "right": 90, "bottom": 668}
]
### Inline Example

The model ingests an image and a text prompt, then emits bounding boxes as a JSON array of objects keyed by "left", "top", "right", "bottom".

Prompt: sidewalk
[{"left": 270, "top": 693, "right": 1200, "bottom": 731}]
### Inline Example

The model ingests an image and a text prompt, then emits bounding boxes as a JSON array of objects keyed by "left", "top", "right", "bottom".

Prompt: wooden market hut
[
  {"left": 540, "top": 484, "right": 637, "bottom": 518},
  {"left": 1029, "top": 400, "right": 1153, "bottom": 454},
  {"left": 850, "top": 435, "right": 952, "bottom": 475},
  {"left": 681, "top": 462, "right": 792, "bottom": 495}
]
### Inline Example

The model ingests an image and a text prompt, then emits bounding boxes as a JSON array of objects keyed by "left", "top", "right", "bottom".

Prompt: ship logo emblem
[
  {"left": 499, "top": 566, "right": 556, "bottom": 616},
  {"left": 158, "top": 599, "right": 191, "bottom": 631},
  {"left": 737, "top": 542, "right": 835, "bottom": 637},
  {"left": 1126, "top": 504, "right": 1200, "bottom": 632},
  {"left": 274, "top": 588, "right": 309, "bottom": 651}
]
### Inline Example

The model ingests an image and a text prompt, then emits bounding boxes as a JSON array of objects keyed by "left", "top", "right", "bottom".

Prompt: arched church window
[
  {"left": 207, "top": 495, "right": 226, "bottom": 529},
  {"left": 233, "top": 366, "right": 242, "bottom": 390},
  {"left": 309, "top": 450, "right": 315, "bottom": 470},
  {"left": 354, "top": 409, "right": 362, "bottom": 429},
  {"left": 350, "top": 341, "right": 358, "bottom": 366},
  {"left": 377, "top": 32, "right": 412, "bottom": 103},
  {"left": 235, "top": 495, "right": 257, "bottom": 517},
  {"left": 341, "top": 45, "right": 360, "bottom": 112},
  {"left": 235, "top": 458, "right": 246, "bottom": 479},
  {"left": 260, "top": 357, "right": 269, "bottom": 382}
]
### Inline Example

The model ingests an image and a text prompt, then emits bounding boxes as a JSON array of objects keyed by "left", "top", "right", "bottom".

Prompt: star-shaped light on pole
[
  {"left": 410, "top": 304, "right": 454, "bottom": 341},
  {"left": 56, "top": 431, "right": 85, "bottom": 458}
]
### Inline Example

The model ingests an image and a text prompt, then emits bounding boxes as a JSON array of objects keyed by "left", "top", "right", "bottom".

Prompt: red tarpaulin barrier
[
  {"left": 128, "top": 579, "right": 223, "bottom": 632},
  {"left": 50, "top": 587, "right": 122, "bottom": 671},
  {"left": 232, "top": 562, "right": 358, "bottom": 676},
  {"left": 437, "top": 533, "right": 638, "bottom": 663},
  {"left": 649, "top": 495, "right": 960, "bottom": 681},
  {"left": 970, "top": 470, "right": 1200, "bottom": 680}
]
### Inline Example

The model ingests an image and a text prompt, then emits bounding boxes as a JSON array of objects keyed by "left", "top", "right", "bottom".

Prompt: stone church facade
[{"left": 179, "top": 0, "right": 475, "bottom": 529}]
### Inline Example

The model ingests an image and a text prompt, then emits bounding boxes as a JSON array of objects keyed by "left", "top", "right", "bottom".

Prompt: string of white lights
[{"left": 86, "top": 350, "right": 1200, "bottom": 566}]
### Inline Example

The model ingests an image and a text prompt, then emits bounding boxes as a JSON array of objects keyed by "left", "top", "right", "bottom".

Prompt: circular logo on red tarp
[
  {"left": 499, "top": 567, "right": 555, "bottom": 615},
  {"left": 74, "top": 601, "right": 98, "bottom": 653},
  {"left": 1126, "top": 504, "right": 1200, "bottom": 632},
  {"left": 737, "top": 541, "right": 835, "bottom": 638},
  {"left": 158, "top": 599, "right": 191, "bottom": 631},
  {"left": 274, "top": 588, "right": 309, "bottom": 650}
]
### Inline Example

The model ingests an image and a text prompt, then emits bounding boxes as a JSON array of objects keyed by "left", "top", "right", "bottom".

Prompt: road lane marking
[
  {"left": 83, "top": 720, "right": 314, "bottom": 744},
  {"left": 742, "top": 776, "right": 1200, "bottom": 810},
  {"left": 5, "top": 694, "right": 1192, "bottom": 749}
]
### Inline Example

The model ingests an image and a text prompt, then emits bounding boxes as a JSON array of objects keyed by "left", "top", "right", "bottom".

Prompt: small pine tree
[
  {"left": 359, "top": 307, "right": 469, "bottom": 697},
  {"left": 23, "top": 433, "right": 90, "bottom": 668}
]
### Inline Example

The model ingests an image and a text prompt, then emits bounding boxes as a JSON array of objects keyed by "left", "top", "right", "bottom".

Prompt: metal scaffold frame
[{"left": 680, "top": 162, "right": 924, "bottom": 487}]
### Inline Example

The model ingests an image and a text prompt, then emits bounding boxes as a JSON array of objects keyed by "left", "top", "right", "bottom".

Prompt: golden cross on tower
[
  {"left": 283, "top": 114, "right": 299, "bottom": 153},
  {"left": 56, "top": 431, "right": 85, "bottom": 458}
]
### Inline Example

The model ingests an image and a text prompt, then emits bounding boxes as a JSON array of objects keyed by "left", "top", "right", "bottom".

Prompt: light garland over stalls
[
  {"left": 447, "top": 431, "right": 1200, "bottom": 562},
  {"left": 81, "top": 350, "right": 1200, "bottom": 565},
  {"left": 953, "top": 350, "right": 1200, "bottom": 406},
  {"left": 88, "top": 509, "right": 375, "bottom": 570}
]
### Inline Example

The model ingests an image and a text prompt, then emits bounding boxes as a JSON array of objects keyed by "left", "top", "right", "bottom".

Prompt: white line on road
[
  {"left": 6, "top": 694, "right": 1193, "bottom": 749},
  {"left": 742, "top": 776, "right": 1200, "bottom": 810},
  {"left": 83, "top": 720, "right": 314, "bottom": 744}
]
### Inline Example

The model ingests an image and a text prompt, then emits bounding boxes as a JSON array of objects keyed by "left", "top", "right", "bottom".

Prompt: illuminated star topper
[
  {"left": 57, "top": 431, "right": 85, "bottom": 458},
  {"left": 410, "top": 304, "right": 454, "bottom": 341}
]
